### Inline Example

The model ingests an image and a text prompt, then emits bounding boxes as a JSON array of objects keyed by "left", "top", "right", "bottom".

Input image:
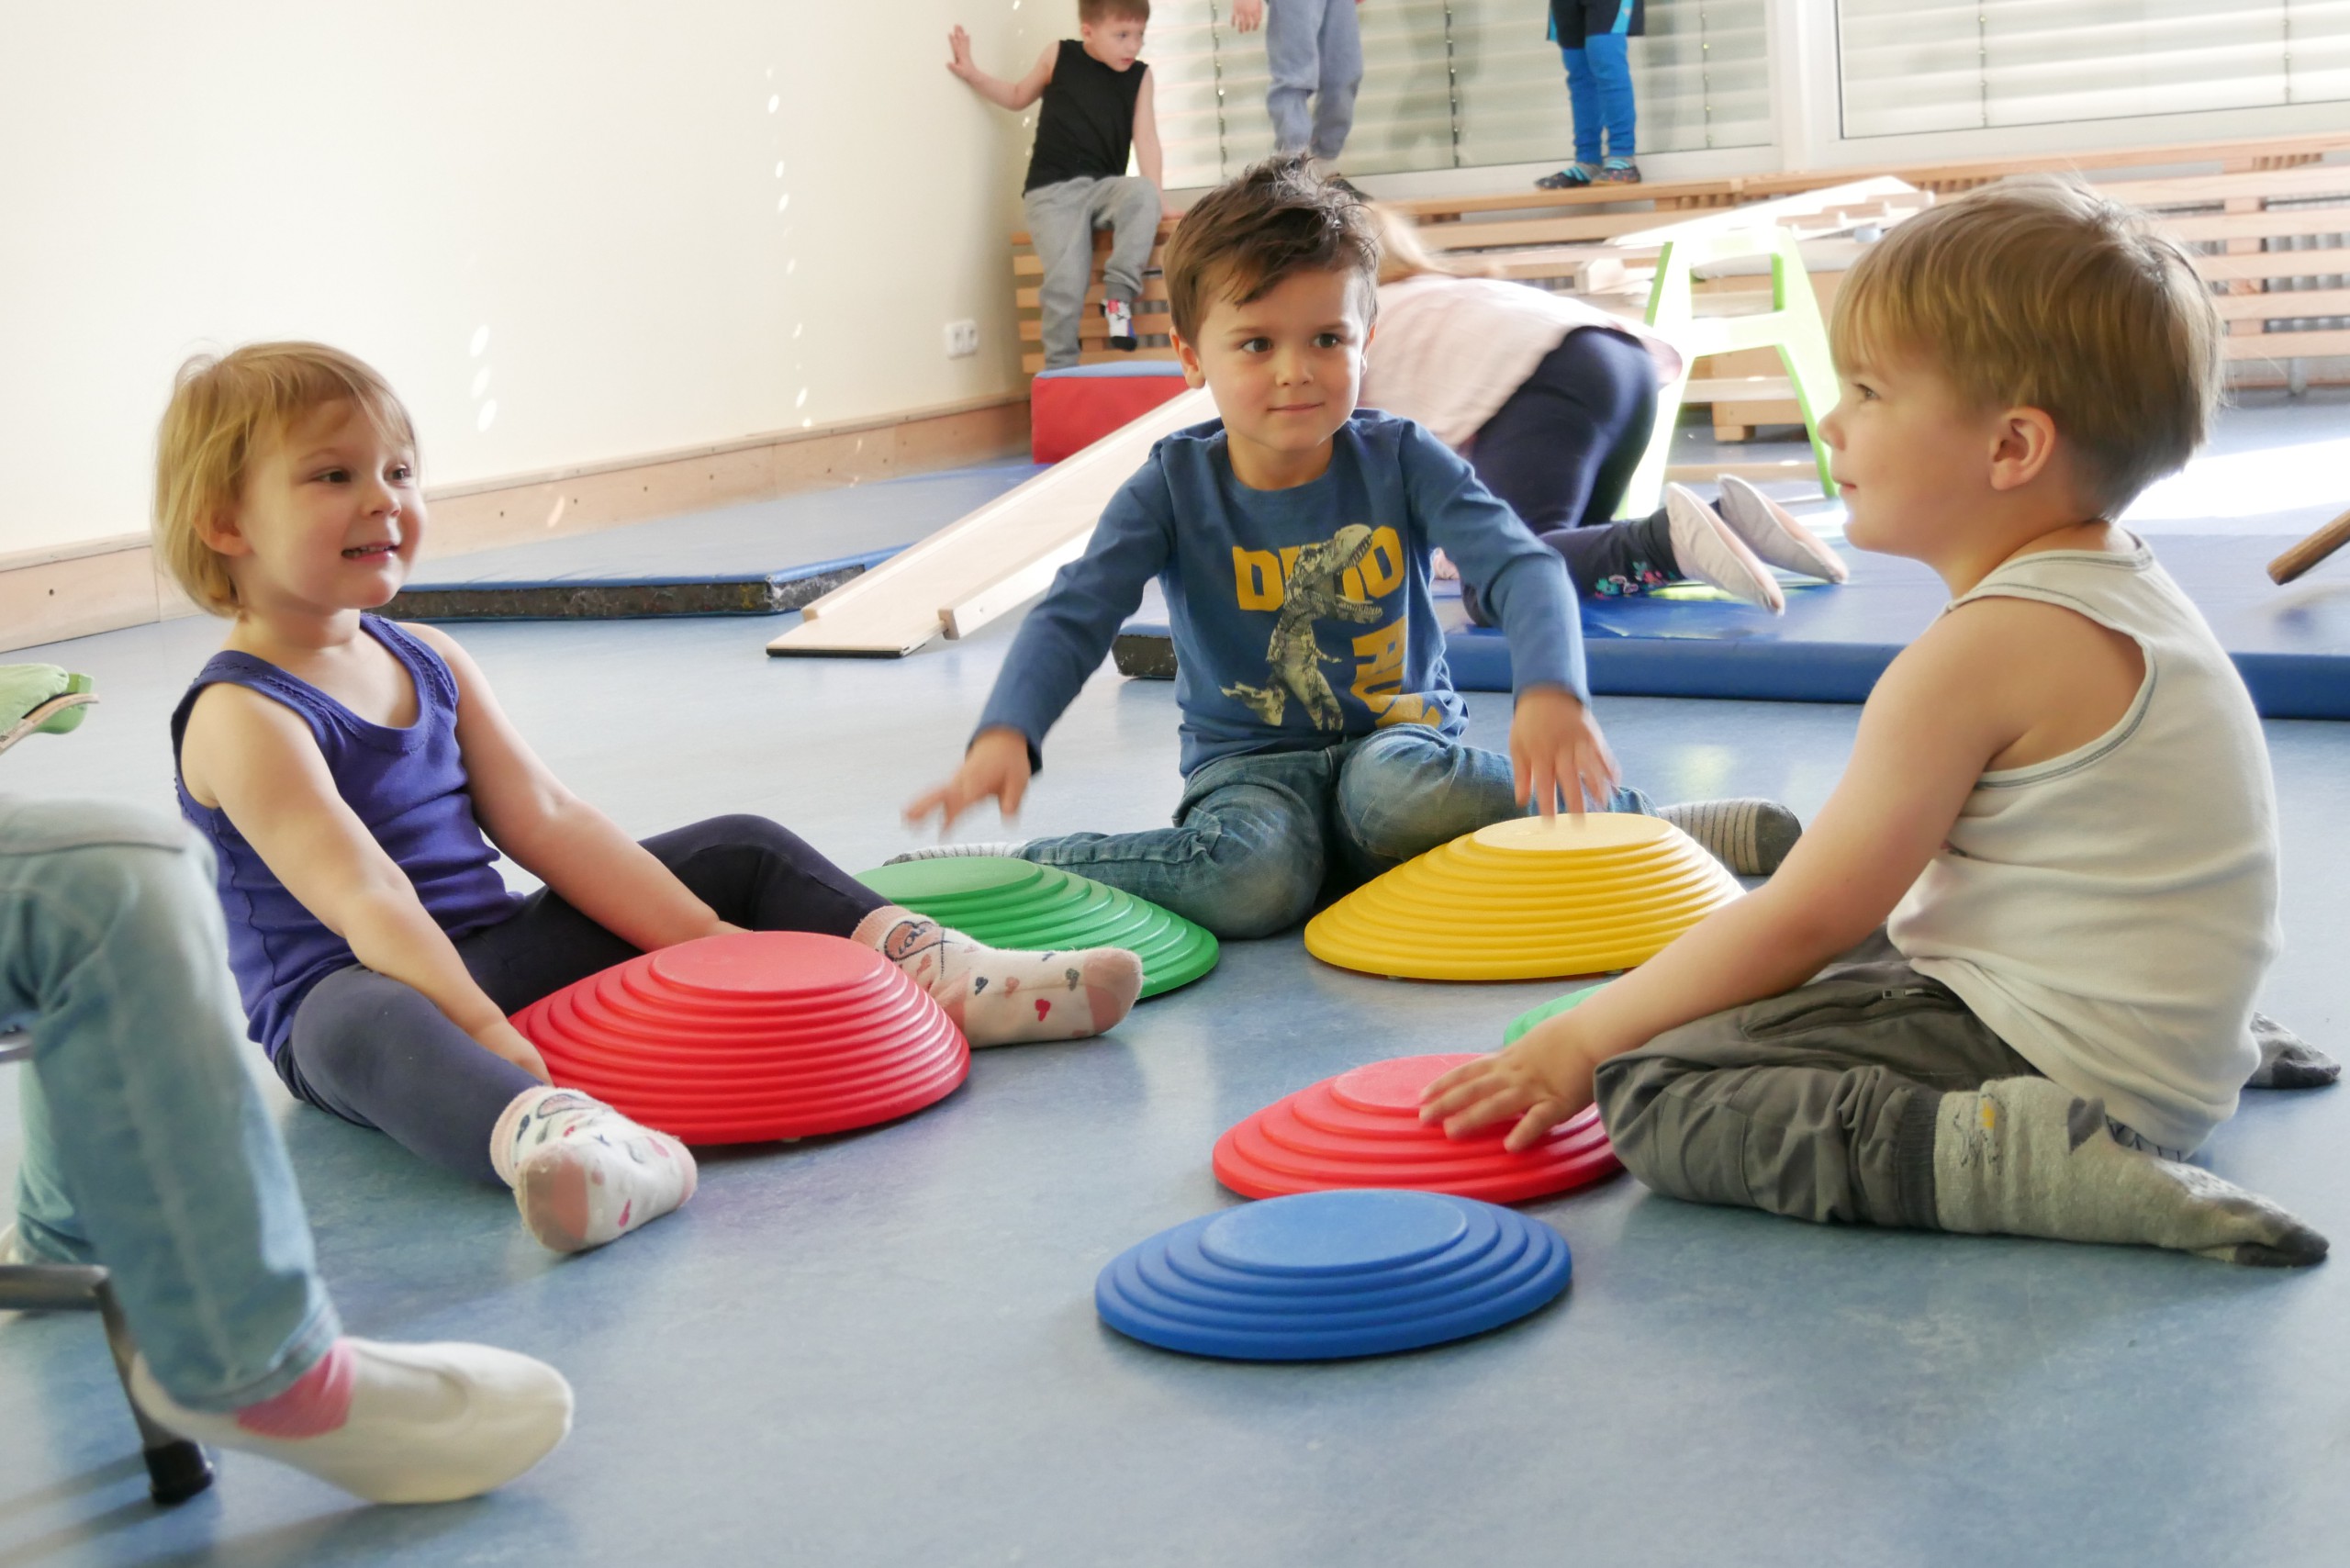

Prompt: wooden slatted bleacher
[{"left": 1012, "top": 131, "right": 2350, "bottom": 429}]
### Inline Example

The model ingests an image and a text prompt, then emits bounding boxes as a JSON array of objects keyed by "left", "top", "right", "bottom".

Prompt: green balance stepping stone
[
  {"left": 857, "top": 858, "right": 1219, "bottom": 1000},
  {"left": 1502, "top": 983, "right": 1606, "bottom": 1045}
]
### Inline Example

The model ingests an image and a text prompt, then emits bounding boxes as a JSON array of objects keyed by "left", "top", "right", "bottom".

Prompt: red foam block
[
  {"left": 1030, "top": 369, "right": 1191, "bottom": 464},
  {"left": 1212, "top": 1053, "right": 1622, "bottom": 1204},
  {"left": 510, "top": 930, "right": 968, "bottom": 1145}
]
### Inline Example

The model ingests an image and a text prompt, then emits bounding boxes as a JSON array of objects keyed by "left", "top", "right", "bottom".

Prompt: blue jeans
[
  {"left": 2, "top": 797, "right": 338, "bottom": 1411},
  {"left": 1265, "top": 0, "right": 1364, "bottom": 162},
  {"left": 1017, "top": 727, "right": 1650, "bottom": 939},
  {"left": 1563, "top": 32, "right": 1635, "bottom": 163}
]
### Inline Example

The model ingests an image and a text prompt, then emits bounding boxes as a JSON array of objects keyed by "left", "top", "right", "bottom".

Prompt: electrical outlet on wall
[{"left": 944, "top": 319, "right": 980, "bottom": 359}]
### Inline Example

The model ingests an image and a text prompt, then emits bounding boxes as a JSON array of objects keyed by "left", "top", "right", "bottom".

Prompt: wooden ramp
[{"left": 766, "top": 386, "right": 1215, "bottom": 659}]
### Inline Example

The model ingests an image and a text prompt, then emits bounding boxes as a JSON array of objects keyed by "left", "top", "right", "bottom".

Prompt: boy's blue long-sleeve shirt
[{"left": 977, "top": 410, "right": 1590, "bottom": 776}]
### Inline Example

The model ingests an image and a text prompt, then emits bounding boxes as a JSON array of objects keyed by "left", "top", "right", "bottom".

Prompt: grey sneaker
[
  {"left": 1716, "top": 475, "right": 1850, "bottom": 583},
  {"left": 1663, "top": 485, "right": 1784, "bottom": 613}
]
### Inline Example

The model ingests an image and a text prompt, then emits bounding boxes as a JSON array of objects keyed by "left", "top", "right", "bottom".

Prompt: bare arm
[
  {"left": 948, "top": 29, "right": 1055, "bottom": 111},
  {"left": 180, "top": 684, "right": 548, "bottom": 1081},
  {"left": 1133, "top": 68, "right": 1166, "bottom": 196},
  {"left": 407, "top": 624, "right": 730, "bottom": 954},
  {"left": 1424, "top": 600, "right": 2046, "bottom": 1148}
]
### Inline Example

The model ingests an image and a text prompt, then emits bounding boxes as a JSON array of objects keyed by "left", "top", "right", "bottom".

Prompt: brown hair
[
  {"left": 1079, "top": 0, "right": 1149, "bottom": 23},
  {"left": 1162, "top": 156, "right": 1380, "bottom": 342},
  {"left": 153, "top": 342, "right": 417, "bottom": 616},
  {"left": 1832, "top": 175, "right": 2222, "bottom": 514},
  {"left": 1364, "top": 203, "right": 1500, "bottom": 286}
]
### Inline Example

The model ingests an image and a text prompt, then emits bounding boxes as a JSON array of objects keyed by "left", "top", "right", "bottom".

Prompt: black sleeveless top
[{"left": 1024, "top": 39, "right": 1147, "bottom": 193}]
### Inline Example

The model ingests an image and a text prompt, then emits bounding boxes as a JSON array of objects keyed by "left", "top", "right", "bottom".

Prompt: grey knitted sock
[
  {"left": 885, "top": 841, "right": 1029, "bottom": 865},
  {"left": 2245, "top": 1012, "right": 2340, "bottom": 1090},
  {"left": 1931, "top": 1077, "right": 2327, "bottom": 1267},
  {"left": 1656, "top": 799, "right": 1803, "bottom": 876}
]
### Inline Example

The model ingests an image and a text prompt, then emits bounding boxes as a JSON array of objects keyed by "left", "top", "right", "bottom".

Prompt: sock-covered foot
[
  {"left": 2247, "top": 1012, "right": 2340, "bottom": 1090},
  {"left": 854, "top": 905, "right": 1141, "bottom": 1047},
  {"left": 1931, "top": 1076, "right": 2328, "bottom": 1266},
  {"left": 1715, "top": 474, "right": 1850, "bottom": 583},
  {"left": 129, "top": 1336, "right": 572, "bottom": 1504},
  {"left": 1657, "top": 798, "right": 1802, "bottom": 876},
  {"left": 490, "top": 1088, "right": 697, "bottom": 1255},
  {"left": 885, "top": 840, "right": 1029, "bottom": 866},
  {"left": 1664, "top": 484, "right": 1784, "bottom": 612}
]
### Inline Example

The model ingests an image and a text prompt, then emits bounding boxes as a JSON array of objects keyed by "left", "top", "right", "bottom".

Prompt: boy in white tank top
[{"left": 1422, "top": 178, "right": 2333, "bottom": 1266}]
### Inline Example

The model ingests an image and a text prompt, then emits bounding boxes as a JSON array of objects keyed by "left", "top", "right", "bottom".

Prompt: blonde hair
[
  {"left": 1363, "top": 204, "right": 1499, "bottom": 286},
  {"left": 153, "top": 342, "right": 417, "bottom": 615},
  {"left": 1831, "top": 176, "right": 2221, "bottom": 514}
]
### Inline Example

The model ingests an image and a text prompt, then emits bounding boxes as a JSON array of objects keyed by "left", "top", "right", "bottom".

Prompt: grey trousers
[
  {"left": 1266, "top": 0, "right": 1365, "bottom": 161},
  {"left": 1022, "top": 175, "right": 1161, "bottom": 370},
  {"left": 1592, "top": 931, "right": 2036, "bottom": 1231}
]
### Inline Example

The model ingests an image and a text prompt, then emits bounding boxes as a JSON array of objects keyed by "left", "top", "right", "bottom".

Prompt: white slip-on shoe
[
  {"left": 1663, "top": 485, "right": 1785, "bottom": 613},
  {"left": 1716, "top": 474, "right": 1850, "bottom": 583},
  {"left": 129, "top": 1338, "right": 573, "bottom": 1505}
]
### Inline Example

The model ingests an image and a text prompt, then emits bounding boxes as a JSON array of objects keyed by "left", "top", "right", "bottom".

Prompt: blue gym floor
[{"left": 4, "top": 394, "right": 2348, "bottom": 1567}]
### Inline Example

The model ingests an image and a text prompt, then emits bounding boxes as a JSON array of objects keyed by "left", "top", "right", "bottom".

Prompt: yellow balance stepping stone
[{"left": 1304, "top": 814, "right": 1740, "bottom": 981}]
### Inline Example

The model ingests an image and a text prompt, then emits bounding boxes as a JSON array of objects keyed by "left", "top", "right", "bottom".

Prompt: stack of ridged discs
[
  {"left": 1304, "top": 814, "right": 1741, "bottom": 980},
  {"left": 1213, "top": 1052, "right": 1620, "bottom": 1204},
  {"left": 1095, "top": 1189, "right": 1573, "bottom": 1361},
  {"left": 510, "top": 931, "right": 968, "bottom": 1145},
  {"left": 857, "top": 857, "right": 1218, "bottom": 999}
]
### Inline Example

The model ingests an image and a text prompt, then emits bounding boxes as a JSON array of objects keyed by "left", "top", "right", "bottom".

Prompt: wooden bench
[{"left": 1011, "top": 130, "right": 2350, "bottom": 419}]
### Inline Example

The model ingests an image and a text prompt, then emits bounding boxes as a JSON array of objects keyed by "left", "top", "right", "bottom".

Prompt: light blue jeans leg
[
  {"left": 0, "top": 798, "right": 338, "bottom": 1412},
  {"left": 1263, "top": 0, "right": 1330, "bottom": 156},
  {"left": 1016, "top": 748, "right": 1337, "bottom": 939},
  {"left": 1561, "top": 47, "right": 1603, "bottom": 166},
  {"left": 1309, "top": 0, "right": 1363, "bottom": 162},
  {"left": 1330, "top": 725, "right": 1655, "bottom": 883},
  {"left": 1585, "top": 30, "right": 1636, "bottom": 160}
]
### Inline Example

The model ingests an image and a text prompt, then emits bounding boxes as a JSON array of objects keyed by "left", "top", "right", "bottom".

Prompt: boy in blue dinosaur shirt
[{"left": 906, "top": 158, "right": 1790, "bottom": 938}]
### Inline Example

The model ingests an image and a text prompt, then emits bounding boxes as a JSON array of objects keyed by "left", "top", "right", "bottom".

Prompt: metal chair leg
[
  {"left": 91, "top": 1277, "right": 215, "bottom": 1506},
  {"left": 0, "top": 1262, "right": 216, "bottom": 1506}
]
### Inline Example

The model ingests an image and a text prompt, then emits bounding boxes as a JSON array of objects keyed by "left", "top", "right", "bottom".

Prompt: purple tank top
[{"left": 170, "top": 616, "right": 524, "bottom": 1054}]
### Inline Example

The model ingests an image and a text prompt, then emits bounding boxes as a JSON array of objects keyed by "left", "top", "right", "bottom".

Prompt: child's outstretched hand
[
  {"left": 905, "top": 726, "right": 1032, "bottom": 833},
  {"left": 1231, "top": 0, "right": 1266, "bottom": 31},
  {"left": 1418, "top": 1013, "right": 1599, "bottom": 1151},
  {"left": 476, "top": 1019, "right": 553, "bottom": 1087},
  {"left": 1510, "top": 686, "right": 1618, "bottom": 820},
  {"left": 946, "top": 24, "right": 977, "bottom": 81}
]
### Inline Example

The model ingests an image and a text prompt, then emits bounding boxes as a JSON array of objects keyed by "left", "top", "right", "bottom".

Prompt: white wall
[{"left": 0, "top": 1, "right": 1059, "bottom": 558}]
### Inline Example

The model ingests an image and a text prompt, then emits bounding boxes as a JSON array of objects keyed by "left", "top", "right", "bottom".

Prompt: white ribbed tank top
[{"left": 1886, "top": 538, "right": 2277, "bottom": 1151}]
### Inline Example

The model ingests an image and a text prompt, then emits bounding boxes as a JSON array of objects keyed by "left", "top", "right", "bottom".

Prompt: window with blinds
[
  {"left": 1837, "top": 0, "right": 2350, "bottom": 140},
  {"left": 1148, "top": 1, "right": 1773, "bottom": 188}
]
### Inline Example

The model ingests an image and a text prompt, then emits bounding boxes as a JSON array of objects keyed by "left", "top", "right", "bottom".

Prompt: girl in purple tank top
[{"left": 154, "top": 343, "right": 1143, "bottom": 1256}]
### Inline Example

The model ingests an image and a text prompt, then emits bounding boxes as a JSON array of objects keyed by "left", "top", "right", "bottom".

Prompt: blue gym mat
[
  {"left": 387, "top": 462, "right": 1044, "bottom": 621},
  {"left": 1113, "top": 534, "right": 2350, "bottom": 720}
]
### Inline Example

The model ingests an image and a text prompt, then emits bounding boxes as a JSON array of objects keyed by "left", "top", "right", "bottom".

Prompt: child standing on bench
[
  {"left": 1424, "top": 179, "right": 2337, "bottom": 1267},
  {"left": 949, "top": 1, "right": 1165, "bottom": 367},
  {"left": 904, "top": 159, "right": 1799, "bottom": 938},
  {"left": 156, "top": 343, "right": 1142, "bottom": 1256}
]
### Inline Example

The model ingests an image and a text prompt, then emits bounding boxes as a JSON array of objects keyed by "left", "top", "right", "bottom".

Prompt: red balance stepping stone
[
  {"left": 1212, "top": 1053, "right": 1620, "bottom": 1204},
  {"left": 511, "top": 931, "right": 968, "bottom": 1145}
]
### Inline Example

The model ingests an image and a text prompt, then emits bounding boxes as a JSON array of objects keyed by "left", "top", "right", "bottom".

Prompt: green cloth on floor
[{"left": 0, "top": 665, "right": 96, "bottom": 755}]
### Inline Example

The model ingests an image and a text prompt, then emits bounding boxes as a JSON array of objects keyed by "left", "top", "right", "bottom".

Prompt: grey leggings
[{"left": 273, "top": 814, "right": 885, "bottom": 1183}]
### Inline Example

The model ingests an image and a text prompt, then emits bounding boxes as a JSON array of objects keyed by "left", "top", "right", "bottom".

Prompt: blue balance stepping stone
[{"left": 1094, "top": 1189, "right": 1572, "bottom": 1361}]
